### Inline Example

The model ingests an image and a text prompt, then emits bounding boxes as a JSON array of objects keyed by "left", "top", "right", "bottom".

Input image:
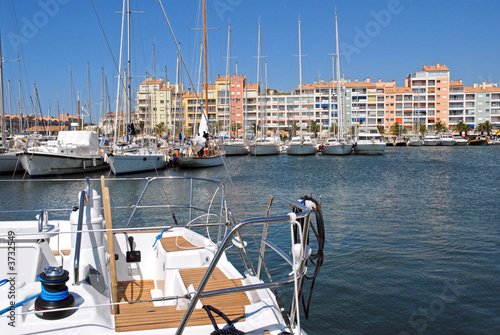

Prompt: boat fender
[{"left": 35, "top": 267, "right": 75, "bottom": 320}]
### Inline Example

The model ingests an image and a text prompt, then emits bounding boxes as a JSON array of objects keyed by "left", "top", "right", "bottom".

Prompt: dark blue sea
[{"left": 1, "top": 145, "right": 499, "bottom": 334}]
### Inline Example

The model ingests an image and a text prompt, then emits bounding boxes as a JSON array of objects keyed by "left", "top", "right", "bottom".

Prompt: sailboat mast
[
  {"left": 256, "top": 21, "right": 261, "bottom": 138},
  {"left": 225, "top": 23, "right": 231, "bottom": 137},
  {"left": 298, "top": 20, "right": 303, "bottom": 139},
  {"left": 335, "top": 11, "right": 342, "bottom": 139},
  {"left": 203, "top": 0, "right": 208, "bottom": 134},
  {"left": 0, "top": 29, "right": 5, "bottom": 148},
  {"left": 127, "top": 0, "right": 132, "bottom": 127}
]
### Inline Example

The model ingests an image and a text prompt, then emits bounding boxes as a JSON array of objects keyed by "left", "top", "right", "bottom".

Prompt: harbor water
[{"left": 1, "top": 145, "right": 499, "bottom": 334}]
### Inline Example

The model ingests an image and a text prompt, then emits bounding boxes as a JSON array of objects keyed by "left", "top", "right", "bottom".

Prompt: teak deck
[{"left": 114, "top": 267, "right": 250, "bottom": 332}]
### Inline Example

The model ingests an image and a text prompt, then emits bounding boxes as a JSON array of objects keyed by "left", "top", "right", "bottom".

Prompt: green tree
[
  {"left": 155, "top": 122, "right": 167, "bottom": 136},
  {"left": 250, "top": 122, "right": 260, "bottom": 135},
  {"left": 330, "top": 123, "right": 338, "bottom": 136},
  {"left": 456, "top": 120, "right": 469, "bottom": 137},
  {"left": 377, "top": 125, "right": 385, "bottom": 135},
  {"left": 310, "top": 121, "right": 321, "bottom": 138},
  {"left": 478, "top": 120, "right": 493, "bottom": 136},
  {"left": 230, "top": 122, "right": 242, "bottom": 134},
  {"left": 419, "top": 123, "right": 427, "bottom": 135},
  {"left": 288, "top": 121, "right": 299, "bottom": 137},
  {"left": 434, "top": 121, "right": 448, "bottom": 133}
]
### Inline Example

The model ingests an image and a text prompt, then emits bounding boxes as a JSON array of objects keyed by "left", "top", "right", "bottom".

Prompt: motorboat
[
  {"left": 439, "top": 133, "right": 456, "bottom": 146},
  {"left": 408, "top": 135, "right": 423, "bottom": 147},
  {"left": 468, "top": 136, "right": 488, "bottom": 146},
  {"left": 353, "top": 127, "right": 386, "bottom": 155},
  {"left": 454, "top": 135, "right": 468, "bottom": 146},
  {"left": 17, "top": 131, "right": 108, "bottom": 177},
  {"left": 0, "top": 175, "right": 325, "bottom": 334},
  {"left": 423, "top": 134, "right": 440, "bottom": 146}
]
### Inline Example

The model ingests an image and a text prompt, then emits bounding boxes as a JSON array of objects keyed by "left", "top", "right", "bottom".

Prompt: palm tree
[
  {"left": 154, "top": 122, "right": 167, "bottom": 136},
  {"left": 376, "top": 125, "right": 385, "bottom": 135},
  {"left": 390, "top": 122, "right": 402, "bottom": 135},
  {"left": 481, "top": 120, "right": 493, "bottom": 136},
  {"left": 456, "top": 120, "right": 469, "bottom": 137},
  {"left": 434, "top": 120, "right": 448, "bottom": 133},
  {"left": 310, "top": 120, "right": 321, "bottom": 138},
  {"left": 419, "top": 123, "right": 427, "bottom": 135},
  {"left": 250, "top": 122, "right": 260, "bottom": 137}
]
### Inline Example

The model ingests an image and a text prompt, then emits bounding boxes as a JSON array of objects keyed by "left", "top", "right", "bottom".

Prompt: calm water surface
[{"left": 1, "top": 146, "right": 499, "bottom": 334}]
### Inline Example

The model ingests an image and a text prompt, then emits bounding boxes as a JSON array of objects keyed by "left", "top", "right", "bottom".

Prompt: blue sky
[{"left": 1, "top": 0, "right": 500, "bottom": 122}]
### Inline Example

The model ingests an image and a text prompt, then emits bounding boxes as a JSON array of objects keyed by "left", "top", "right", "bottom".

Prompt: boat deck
[{"left": 114, "top": 238, "right": 250, "bottom": 332}]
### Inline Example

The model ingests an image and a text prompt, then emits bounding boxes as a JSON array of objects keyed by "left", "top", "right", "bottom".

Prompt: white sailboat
[
  {"left": 177, "top": 0, "right": 225, "bottom": 168},
  {"left": 221, "top": 24, "right": 249, "bottom": 157},
  {"left": 322, "top": 11, "right": 352, "bottom": 156},
  {"left": 106, "top": 0, "right": 166, "bottom": 175},
  {"left": 249, "top": 22, "right": 280, "bottom": 156},
  {"left": 0, "top": 171, "right": 325, "bottom": 334},
  {"left": 0, "top": 26, "right": 24, "bottom": 174},
  {"left": 287, "top": 20, "right": 316, "bottom": 156}
]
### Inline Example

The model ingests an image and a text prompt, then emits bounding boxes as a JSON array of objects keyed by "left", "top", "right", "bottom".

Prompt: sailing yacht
[
  {"left": 177, "top": 0, "right": 225, "bottom": 168},
  {"left": 106, "top": 1, "right": 166, "bottom": 175},
  {"left": 287, "top": 21, "right": 316, "bottom": 156},
  {"left": 322, "top": 11, "right": 353, "bottom": 156},
  {"left": 221, "top": 25, "right": 249, "bottom": 157},
  {"left": 249, "top": 22, "right": 280, "bottom": 156}
]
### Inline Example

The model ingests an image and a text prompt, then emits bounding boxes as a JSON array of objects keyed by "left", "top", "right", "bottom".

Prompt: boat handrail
[
  {"left": 73, "top": 189, "right": 86, "bottom": 286},
  {"left": 177, "top": 195, "right": 311, "bottom": 335},
  {"left": 125, "top": 176, "right": 225, "bottom": 228}
]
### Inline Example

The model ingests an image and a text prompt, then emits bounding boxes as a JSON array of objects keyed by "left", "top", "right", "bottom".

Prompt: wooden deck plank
[
  {"left": 114, "top": 267, "right": 251, "bottom": 332},
  {"left": 160, "top": 236, "right": 201, "bottom": 252}
]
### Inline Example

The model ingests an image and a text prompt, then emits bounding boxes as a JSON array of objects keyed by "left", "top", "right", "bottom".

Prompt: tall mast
[
  {"left": 8, "top": 80, "right": 12, "bottom": 136},
  {"left": 127, "top": 0, "right": 132, "bottom": 127},
  {"left": 335, "top": 11, "right": 342, "bottom": 139},
  {"left": 298, "top": 20, "right": 303, "bottom": 139},
  {"left": 19, "top": 80, "right": 22, "bottom": 133},
  {"left": 87, "top": 62, "right": 92, "bottom": 126},
  {"left": 0, "top": 29, "right": 5, "bottom": 148},
  {"left": 153, "top": 43, "right": 156, "bottom": 133},
  {"left": 256, "top": 21, "right": 261, "bottom": 138},
  {"left": 34, "top": 83, "right": 39, "bottom": 133},
  {"left": 203, "top": 0, "right": 208, "bottom": 133},
  {"left": 225, "top": 23, "right": 231, "bottom": 137}
]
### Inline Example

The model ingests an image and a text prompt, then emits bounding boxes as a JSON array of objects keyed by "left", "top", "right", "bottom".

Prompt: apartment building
[{"left": 124, "top": 64, "right": 500, "bottom": 138}]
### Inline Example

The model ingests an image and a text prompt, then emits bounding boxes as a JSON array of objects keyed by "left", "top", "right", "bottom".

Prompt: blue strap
[
  {"left": 0, "top": 279, "right": 8, "bottom": 287},
  {"left": 152, "top": 228, "right": 170, "bottom": 247},
  {"left": 0, "top": 293, "right": 40, "bottom": 316}
]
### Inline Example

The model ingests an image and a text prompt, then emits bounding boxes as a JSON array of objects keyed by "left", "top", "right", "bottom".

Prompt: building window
[{"left": 443, "top": 80, "right": 447, "bottom": 83}]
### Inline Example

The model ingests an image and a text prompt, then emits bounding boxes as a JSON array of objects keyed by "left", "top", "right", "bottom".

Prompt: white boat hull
[
  {"left": 178, "top": 154, "right": 225, "bottom": 168},
  {"left": 408, "top": 140, "right": 423, "bottom": 146},
  {"left": 322, "top": 144, "right": 352, "bottom": 155},
  {"left": 223, "top": 143, "right": 249, "bottom": 156},
  {"left": 286, "top": 144, "right": 316, "bottom": 155},
  {"left": 455, "top": 139, "right": 468, "bottom": 146},
  {"left": 18, "top": 152, "right": 108, "bottom": 177},
  {"left": 440, "top": 140, "right": 456, "bottom": 146},
  {"left": 107, "top": 152, "right": 166, "bottom": 175},
  {"left": 0, "top": 151, "right": 21, "bottom": 174},
  {"left": 424, "top": 140, "right": 440, "bottom": 146},
  {"left": 249, "top": 144, "right": 280, "bottom": 156},
  {"left": 354, "top": 142, "right": 386, "bottom": 155}
]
